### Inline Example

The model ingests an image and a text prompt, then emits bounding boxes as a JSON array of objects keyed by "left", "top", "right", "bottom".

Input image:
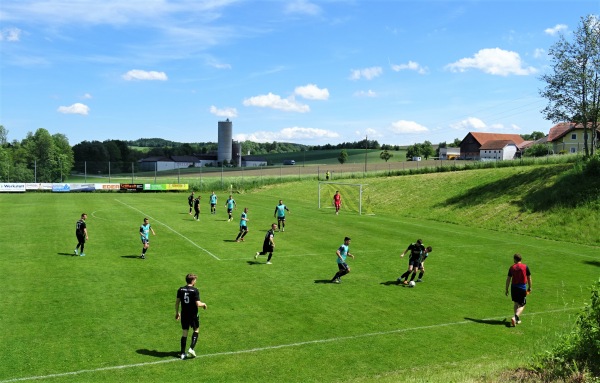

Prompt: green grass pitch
[{"left": 0, "top": 183, "right": 598, "bottom": 383}]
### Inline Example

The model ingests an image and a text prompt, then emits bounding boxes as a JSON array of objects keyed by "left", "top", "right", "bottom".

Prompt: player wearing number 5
[{"left": 175, "top": 273, "right": 207, "bottom": 360}]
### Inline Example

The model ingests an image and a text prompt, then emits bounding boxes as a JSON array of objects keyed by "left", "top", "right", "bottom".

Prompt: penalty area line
[
  {"left": 0, "top": 306, "right": 581, "bottom": 383},
  {"left": 115, "top": 199, "right": 220, "bottom": 261}
]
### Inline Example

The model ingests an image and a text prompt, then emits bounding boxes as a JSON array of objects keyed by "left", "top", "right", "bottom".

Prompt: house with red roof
[
  {"left": 547, "top": 122, "right": 600, "bottom": 154},
  {"left": 459, "top": 132, "right": 526, "bottom": 160}
]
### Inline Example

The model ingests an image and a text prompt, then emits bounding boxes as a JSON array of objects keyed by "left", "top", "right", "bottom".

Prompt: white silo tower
[{"left": 218, "top": 119, "right": 233, "bottom": 163}]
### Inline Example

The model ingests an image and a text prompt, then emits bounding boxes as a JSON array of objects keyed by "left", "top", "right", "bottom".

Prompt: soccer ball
[{"left": 408, "top": 281, "right": 416, "bottom": 287}]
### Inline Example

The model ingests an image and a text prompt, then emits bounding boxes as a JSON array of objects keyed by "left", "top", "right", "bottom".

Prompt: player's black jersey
[
  {"left": 188, "top": 194, "right": 194, "bottom": 205},
  {"left": 177, "top": 285, "right": 200, "bottom": 315},
  {"left": 76, "top": 219, "right": 86, "bottom": 236},
  {"left": 193, "top": 198, "right": 200, "bottom": 209},
  {"left": 407, "top": 243, "right": 425, "bottom": 261},
  {"left": 263, "top": 229, "right": 275, "bottom": 247}
]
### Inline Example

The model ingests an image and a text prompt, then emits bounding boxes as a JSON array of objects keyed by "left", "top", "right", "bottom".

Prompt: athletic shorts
[
  {"left": 141, "top": 237, "right": 149, "bottom": 245},
  {"left": 408, "top": 258, "right": 421, "bottom": 268},
  {"left": 277, "top": 216, "right": 285, "bottom": 222},
  {"left": 337, "top": 262, "right": 349, "bottom": 272},
  {"left": 511, "top": 285, "right": 527, "bottom": 307},
  {"left": 180, "top": 312, "right": 200, "bottom": 330},
  {"left": 227, "top": 208, "right": 233, "bottom": 213},
  {"left": 239, "top": 225, "right": 248, "bottom": 232},
  {"left": 76, "top": 233, "right": 86, "bottom": 243},
  {"left": 262, "top": 245, "right": 274, "bottom": 253},
  {"left": 211, "top": 204, "right": 216, "bottom": 207}
]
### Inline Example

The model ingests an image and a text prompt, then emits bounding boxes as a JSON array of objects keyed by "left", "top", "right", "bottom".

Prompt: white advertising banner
[{"left": 0, "top": 183, "right": 26, "bottom": 192}]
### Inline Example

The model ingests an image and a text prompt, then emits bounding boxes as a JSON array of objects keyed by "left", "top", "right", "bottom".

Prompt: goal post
[{"left": 318, "top": 182, "right": 373, "bottom": 215}]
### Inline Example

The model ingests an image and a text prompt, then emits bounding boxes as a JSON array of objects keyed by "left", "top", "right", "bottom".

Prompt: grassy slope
[{"left": 365, "top": 163, "right": 600, "bottom": 247}]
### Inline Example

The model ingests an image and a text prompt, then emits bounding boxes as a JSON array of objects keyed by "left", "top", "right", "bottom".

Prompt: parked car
[{"left": 283, "top": 159, "right": 296, "bottom": 165}]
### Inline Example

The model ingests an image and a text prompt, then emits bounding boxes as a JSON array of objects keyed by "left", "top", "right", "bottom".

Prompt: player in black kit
[
  {"left": 175, "top": 273, "right": 207, "bottom": 359},
  {"left": 187, "top": 192, "right": 195, "bottom": 215}
]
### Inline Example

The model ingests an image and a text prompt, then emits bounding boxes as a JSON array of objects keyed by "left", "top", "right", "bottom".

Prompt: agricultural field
[{"left": 1, "top": 165, "right": 598, "bottom": 383}]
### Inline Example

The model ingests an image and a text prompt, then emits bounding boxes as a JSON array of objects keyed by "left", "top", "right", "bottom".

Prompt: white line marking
[
  {"left": 115, "top": 199, "right": 220, "bottom": 261},
  {"left": 0, "top": 306, "right": 580, "bottom": 383}
]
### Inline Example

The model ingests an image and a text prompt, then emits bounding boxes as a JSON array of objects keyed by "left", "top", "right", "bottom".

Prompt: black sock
[
  {"left": 401, "top": 271, "right": 410, "bottom": 279},
  {"left": 142, "top": 248, "right": 147, "bottom": 254},
  {"left": 410, "top": 273, "right": 416, "bottom": 281},
  {"left": 332, "top": 272, "right": 340, "bottom": 281},
  {"left": 80, "top": 244, "right": 85, "bottom": 253},
  {"left": 267, "top": 253, "right": 272, "bottom": 262},
  {"left": 191, "top": 332, "right": 198, "bottom": 349},
  {"left": 235, "top": 233, "right": 241, "bottom": 240},
  {"left": 418, "top": 271, "right": 424, "bottom": 279},
  {"left": 241, "top": 232, "right": 247, "bottom": 238},
  {"left": 180, "top": 336, "right": 187, "bottom": 354},
  {"left": 515, "top": 314, "right": 520, "bottom": 322}
]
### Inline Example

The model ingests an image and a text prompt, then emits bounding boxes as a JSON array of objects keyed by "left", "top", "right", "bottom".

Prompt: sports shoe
[
  {"left": 187, "top": 348, "right": 196, "bottom": 358},
  {"left": 402, "top": 280, "right": 408, "bottom": 285},
  {"left": 74, "top": 249, "right": 78, "bottom": 256},
  {"left": 254, "top": 252, "right": 259, "bottom": 259},
  {"left": 266, "top": 261, "right": 272, "bottom": 265},
  {"left": 517, "top": 320, "right": 522, "bottom": 324},
  {"left": 511, "top": 317, "right": 516, "bottom": 327},
  {"left": 282, "top": 228, "right": 285, "bottom": 232},
  {"left": 79, "top": 253, "right": 86, "bottom": 257},
  {"left": 140, "top": 254, "right": 145, "bottom": 259},
  {"left": 416, "top": 279, "right": 423, "bottom": 282},
  {"left": 332, "top": 278, "right": 340, "bottom": 284},
  {"left": 180, "top": 353, "right": 186, "bottom": 360}
]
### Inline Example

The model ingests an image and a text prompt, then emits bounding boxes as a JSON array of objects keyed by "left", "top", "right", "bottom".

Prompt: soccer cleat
[
  {"left": 266, "top": 261, "right": 272, "bottom": 265},
  {"left": 140, "top": 254, "right": 145, "bottom": 259},
  {"left": 511, "top": 317, "right": 516, "bottom": 327},
  {"left": 332, "top": 278, "right": 340, "bottom": 284},
  {"left": 254, "top": 252, "right": 259, "bottom": 259},
  {"left": 187, "top": 348, "right": 196, "bottom": 358},
  {"left": 180, "top": 353, "right": 186, "bottom": 360},
  {"left": 74, "top": 249, "right": 78, "bottom": 256},
  {"left": 282, "top": 228, "right": 285, "bottom": 232},
  {"left": 79, "top": 253, "right": 86, "bottom": 257},
  {"left": 416, "top": 279, "right": 423, "bottom": 282},
  {"left": 402, "top": 280, "right": 408, "bottom": 285}
]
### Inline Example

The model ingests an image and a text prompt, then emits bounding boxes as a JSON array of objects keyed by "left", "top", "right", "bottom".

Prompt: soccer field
[{"left": 0, "top": 186, "right": 598, "bottom": 383}]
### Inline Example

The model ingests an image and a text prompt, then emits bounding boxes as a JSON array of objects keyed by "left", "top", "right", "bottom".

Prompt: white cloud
[
  {"left": 533, "top": 48, "right": 546, "bottom": 59},
  {"left": 445, "top": 48, "right": 537, "bottom": 76},
  {"left": 122, "top": 69, "right": 168, "bottom": 81},
  {"left": 57, "top": 103, "right": 90, "bottom": 115},
  {"left": 206, "top": 57, "right": 232, "bottom": 69},
  {"left": 235, "top": 127, "right": 339, "bottom": 142},
  {"left": 210, "top": 105, "right": 238, "bottom": 118},
  {"left": 391, "top": 60, "right": 428, "bottom": 74},
  {"left": 243, "top": 93, "right": 309, "bottom": 113},
  {"left": 349, "top": 66, "right": 383, "bottom": 80},
  {"left": 449, "top": 117, "right": 486, "bottom": 130},
  {"left": 284, "top": 0, "right": 322, "bottom": 16},
  {"left": 390, "top": 120, "right": 428, "bottom": 133},
  {"left": 82, "top": 93, "right": 93, "bottom": 99},
  {"left": 294, "top": 84, "right": 329, "bottom": 100},
  {"left": 354, "top": 90, "right": 377, "bottom": 97},
  {"left": 0, "top": 27, "right": 22, "bottom": 42},
  {"left": 545, "top": 24, "right": 567, "bottom": 36}
]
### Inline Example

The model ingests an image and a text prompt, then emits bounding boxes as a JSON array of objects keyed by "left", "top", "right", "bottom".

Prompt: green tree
[
  {"left": 379, "top": 150, "right": 393, "bottom": 162},
  {"left": 540, "top": 14, "right": 600, "bottom": 157},
  {"left": 421, "top": 141, "right": 434, "bottom": 159},
  {"left": 338, "top": 149, "right": 348, "bottom": 164}
]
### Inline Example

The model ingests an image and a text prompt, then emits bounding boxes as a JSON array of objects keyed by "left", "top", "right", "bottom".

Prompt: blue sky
[{"left": 0, "top": 0, "right": 597, "bottom": 147}]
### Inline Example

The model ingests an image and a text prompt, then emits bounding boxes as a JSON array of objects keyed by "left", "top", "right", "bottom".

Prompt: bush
[
  {"left": 583, "top": 154, "right": 600, "bottom": 177},
  {"left": 532, "top": 279, "right": 600, "bottom": 381}
]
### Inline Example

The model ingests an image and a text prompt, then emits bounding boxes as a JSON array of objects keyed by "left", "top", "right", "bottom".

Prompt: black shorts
[
  {"left": 227, "top": 208, "right": 233, "bottom": 213},
  {"left": 337, "top": 263, "right": 349, "bottom": 272},
  {"left": 511, "top": 285, "right": 527, "bottom": 307},
  {"left": 262, "top": 245, "right": 274, "bottom": 253},
  {"left": 277, "top": 217, "right": 285, "bottom": 222},
  {"left": 76, "top": 233, "right": 85, "bottom": 243},
  {"left": 239, "top": 225, "right": 248, "bottom": 232},
  {"left": 408, "top": 258, "right": 420, "bottom": 268},
  {"left": 181, "top": 312, "right": 200, "bottom": 330}
]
